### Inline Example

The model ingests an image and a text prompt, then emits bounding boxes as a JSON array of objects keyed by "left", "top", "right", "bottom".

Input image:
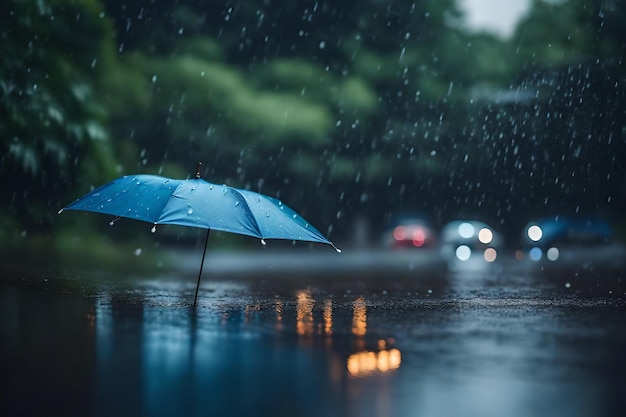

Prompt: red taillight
[
  {"left": 412, "top": 228, "right": 426, "bottom": 247},
  {"left": 393, "top": 226, "right": 407, "bottom": 241}
]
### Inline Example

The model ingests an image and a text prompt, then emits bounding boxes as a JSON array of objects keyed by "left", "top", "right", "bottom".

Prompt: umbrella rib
[{"left": 228, "top": 187, "right": 264, "bottom": 238}]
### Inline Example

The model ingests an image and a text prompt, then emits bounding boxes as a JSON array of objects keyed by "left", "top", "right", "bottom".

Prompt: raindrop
[
  {"left": 151, "top": 225, "right": 157, "bottom": 233},
  {"left": 260, "top": 239, "right": 267, "bottom": 246},
  {"left": 565, "top": 282, "right": 571, "bottom": 289},
  {"left": 319, "top": 41, "right": 326, "bottom": 49},
  {"left": 109, "top": 221, "right": 115, "bottom": 226},
  {"left": 134, "top": 248, "right": 142, "bottom": 256},
  {"left": 57, "top": 209, "right": 64, "bottom": 214},
  {"left": 151, "top": 75, "right": 158, "bottom": 83}
]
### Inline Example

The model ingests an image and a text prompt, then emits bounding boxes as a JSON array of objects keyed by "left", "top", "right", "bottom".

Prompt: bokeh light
[
  {"left": 456, "top": 245, "right": 472, "bottom": 261},
  {"left": 478, "top": 228, "right": 493, "bottom": 244},
  {"left": 529, "top": 247, "right": 542, "bottom": 261},
  {"left": 527, "top": 225, "right": 543, "bottom": 242},
  {"left": 484, "top": 248, "right": 497, "bottom": 262},
  {"left": 458, "top": 222, "right": 475, "bottom": 239},
  {"left": 547, "top": 247, "right": 559, "bottom": 261}
]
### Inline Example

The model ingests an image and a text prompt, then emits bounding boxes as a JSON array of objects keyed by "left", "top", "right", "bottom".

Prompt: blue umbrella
[{"left": 60, "top": 164, "right": 340, "bottom": 305}]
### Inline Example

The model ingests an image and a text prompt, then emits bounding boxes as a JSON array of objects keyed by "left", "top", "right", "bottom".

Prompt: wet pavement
[{"left": 1, "top": 246, "right": 626, "bottom": 417}]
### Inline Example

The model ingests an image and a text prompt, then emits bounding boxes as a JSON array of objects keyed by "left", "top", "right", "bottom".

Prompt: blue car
[{"left": 520, "top": 216, "right": 612, "bottom": 261}]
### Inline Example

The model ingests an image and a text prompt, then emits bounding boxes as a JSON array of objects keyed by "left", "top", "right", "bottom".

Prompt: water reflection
[
  {"left": 90, "top": 289, "right": 402, "bottom": 417},
  {"left": 351, "top": 296, "right": 367, "bottom": 337},
  {"left": 323, "top": 299, "right": 333, "bottom": 336},
  {"left": 3, "top": 283, "right": 626, "bottom": 417},
  {"left": 291, "top": 292, "right": 401, "bottom": 378},
  {"left": 296, "top": 290, "right": 315, "bottom": 337},
  {"left": 347, "top": 347, "right": 402, "bottom": 377}
]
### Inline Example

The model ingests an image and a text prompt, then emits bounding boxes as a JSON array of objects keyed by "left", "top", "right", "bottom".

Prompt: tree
[{"left": 0, "top": 0, "right": 119, "bottom": 230}]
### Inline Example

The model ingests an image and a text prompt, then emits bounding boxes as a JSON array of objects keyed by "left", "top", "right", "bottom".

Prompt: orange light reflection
[
  {"left": 352, "top": 297, "right": 367, "bottom": 337},
  {"left": 347, "top": 348, "right": 402, "bottom": 377},
  {"left": 296, "top": 291, "right": 314, "bottom": 336},
  {"left": 323, "top": 299, "right": 333, "bottom": 336}
]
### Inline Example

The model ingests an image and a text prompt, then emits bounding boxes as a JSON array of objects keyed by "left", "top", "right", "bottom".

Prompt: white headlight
[
  {"left": 458, "top": 222, "right": 475, "bottom": 239},
  {"left": 478, "top": 228, "right": 493, "bottom": 244},
  {"left": 527, "top": 225, "right": 543, "bottom": 242},
  {"left": 456, "top": 245, "right": 471, "bottom": 261}
]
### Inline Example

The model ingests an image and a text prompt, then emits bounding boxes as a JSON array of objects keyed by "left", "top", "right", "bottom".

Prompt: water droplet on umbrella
[
  {"left": 191, "top": 186, "right": 196, "bottom": 190},
  {"left": 209, "top": 185, "right": 214, "bottom": 190},
  {"left": 235, "top": 201, "right": 240, "bottom": 207},
  {"left": 57, "top": 209, "right": 64, "bottom": 214},
  {"left": 260, "top": 239, "right": 267, "bottom": 246},
  {"left": 292, "top": 214, "right": 297, "bottom": 219},
  {"left": 151, "top": 225, "right": 157, "bottom": 233},
  {"left": 257, "top": 196, "right": 261, "bottom": 202},
  {"left": 188, "top": 208, "right": 193, "bottom": 215}
]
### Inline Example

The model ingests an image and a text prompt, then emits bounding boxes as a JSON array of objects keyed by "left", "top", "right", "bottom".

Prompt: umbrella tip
[
  {"left": 195, "top": 162, "right": 202, "bottom": 179},
  {"left": 57, "top": 208, "right": 64, "bottom": 215},
  {"left": 331, "top": 243, "right": 342, "bottom": 253}
]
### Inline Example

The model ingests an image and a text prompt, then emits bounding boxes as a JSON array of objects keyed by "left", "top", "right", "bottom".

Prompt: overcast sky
[{"left": 459, "top": 0, "right": 531, "bottom": 38}]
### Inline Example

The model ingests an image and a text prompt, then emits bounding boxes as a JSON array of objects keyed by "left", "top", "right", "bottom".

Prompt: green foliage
[
  {"left": 511, "top": 0, "right": 596, "bottom": 67},
  {"left": 1, "top": 0, "right": 623, "bottom": 249},
  {"left": 0, "top": 0, "right": 119, "bottom": 228}
]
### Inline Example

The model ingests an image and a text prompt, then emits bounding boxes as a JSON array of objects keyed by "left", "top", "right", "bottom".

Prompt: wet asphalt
[{"left": 1, "top": 245, "right": 626, "bottom": 417}]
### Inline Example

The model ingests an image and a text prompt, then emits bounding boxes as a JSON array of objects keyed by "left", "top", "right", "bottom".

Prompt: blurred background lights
[
  {"left": 484, "top": 248, "right": 497, "bottom": 262},
  {"left": 456, "top": 245, "right": 472, "bottom": 261},
  {"left": 547, "top": 247, "right": 560, "bottom": 261},
  {"left": 478, "top": 228, "right": 493, "bottom": 244},
  {"left": 527, "top": 225, "right": 543, "bottom": 242},
  {"left": 411, "top": 228, "right": 426, "bottom": 247},
  {"left": 458, "top": 222, "right": 475, "bottom": 239},
  {"left": 529, "top": 247, "right": 542, "bottom": 261}
]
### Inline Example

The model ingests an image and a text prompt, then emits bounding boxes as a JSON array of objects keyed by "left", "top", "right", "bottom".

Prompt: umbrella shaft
[{"left": 193, "top": 229, "right": 211, "bottom": 307}]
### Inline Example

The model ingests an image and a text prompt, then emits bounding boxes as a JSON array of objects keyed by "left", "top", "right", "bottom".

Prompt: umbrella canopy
[{"left": 60, "top": 167, "right": 339, "bottom": 305}]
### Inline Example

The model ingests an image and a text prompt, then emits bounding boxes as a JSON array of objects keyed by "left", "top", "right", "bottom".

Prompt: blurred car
[
  {"left": 440, "top": 220, "right": 504, "bottom": 262},
  {"left": 381, "top": 212, "right": 437, "bottom": 249},
  {"left": 518, "top": 216, "right": 612, "bottom": 262}
]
